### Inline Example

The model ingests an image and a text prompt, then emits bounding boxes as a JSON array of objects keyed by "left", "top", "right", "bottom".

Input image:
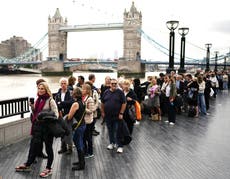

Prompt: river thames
[{"left": 0, "top": 71, "right": 160, "bottom": 100}]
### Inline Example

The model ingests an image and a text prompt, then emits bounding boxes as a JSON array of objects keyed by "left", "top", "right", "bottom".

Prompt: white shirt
[{"left": 166, "top": 85, "right": 171, "bottom": 97}]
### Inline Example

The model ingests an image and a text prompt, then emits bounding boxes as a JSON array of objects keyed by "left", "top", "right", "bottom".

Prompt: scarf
[{"left": 32, "top": 93, "right": 50, "bottom": 123}]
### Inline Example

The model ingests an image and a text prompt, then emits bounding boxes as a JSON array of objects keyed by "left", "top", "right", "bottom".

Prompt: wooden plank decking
[{"left": 1, "top": 91, "right": 230, "bottom": 179}]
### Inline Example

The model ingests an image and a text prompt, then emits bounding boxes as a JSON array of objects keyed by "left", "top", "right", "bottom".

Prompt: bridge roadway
[
  {"left": 59, "top": 23, "right": 123, "bottom": 32},
  {"left": 1, "top": 91, "right": 230, "bottom": 179},
  {"left": 1, "top": 60, "right": 229, "bottom": 68}
]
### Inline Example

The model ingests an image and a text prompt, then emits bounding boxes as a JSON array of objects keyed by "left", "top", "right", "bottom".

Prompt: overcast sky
[{"left": 0, "top": 0, "right": 230, "bottom": 61}]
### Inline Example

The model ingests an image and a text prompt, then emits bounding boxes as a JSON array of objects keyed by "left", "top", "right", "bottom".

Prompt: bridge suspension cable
[
  {"left": 138, "top": 28, "right": 203, "bottom": 62},
  {"left": 8, "top": 33, "right": 48, "bottom": 63}
]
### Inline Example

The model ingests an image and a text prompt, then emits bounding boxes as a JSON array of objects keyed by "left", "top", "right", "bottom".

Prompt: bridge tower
[
  {"left": 42, "top": 8, "right": 70, "bottom": 75},
  {"left": 48, "top": 8, "right": 67, "bottom": 61},
  {"left": 123, "top": 2, "right": 142, "bottom": 60},
  {"left": 119, "top": 2, "right": 145, "bottom": 77}
]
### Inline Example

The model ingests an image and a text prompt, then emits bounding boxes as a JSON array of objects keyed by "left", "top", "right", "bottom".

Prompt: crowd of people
[{"left": 14, "top": 70, "right": 228, "bottom": 177}]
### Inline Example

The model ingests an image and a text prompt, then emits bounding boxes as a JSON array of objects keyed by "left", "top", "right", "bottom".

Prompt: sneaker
[
  {"left": 169, "top": 122, "right": 175, "bottom": 125},
  {"left": 107, "top": 144, "right": 114, "bottom": 150},
  {"left": 85, "top": 154, "right": 94, "bottom": 158},
  {"left": 117, "top": 147, "right": 123, "bottom": 153},
  {"left": 15, "top": 164, "right": 31, "bottom": 172},
  {"left": 164, "top": 120, "right": 169, "bottom": 123},
  {"left": 39, "top": 168, "right": 52, "bottom": 178},
  {"left": 134, "top": 121, "right": 140, "bottom": 125}
]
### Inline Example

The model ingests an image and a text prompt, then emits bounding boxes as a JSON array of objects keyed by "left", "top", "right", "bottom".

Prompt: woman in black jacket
[
  {"left": 123, "top": 80, "right": 138, "bottom": 134},
  {"left": 133, "top": 78, "right": 145, "bottom": 103}
]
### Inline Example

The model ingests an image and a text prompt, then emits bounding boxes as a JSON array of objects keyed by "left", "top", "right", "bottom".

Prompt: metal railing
[{"left": 0, "top": 97, "right": 30, "bottom": 119}]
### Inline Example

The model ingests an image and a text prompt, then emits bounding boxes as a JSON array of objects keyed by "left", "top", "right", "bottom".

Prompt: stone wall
[
  {"left": 118, "top": 60, "right": 145, "bottom": 78},
  {"left": 41, "top": 60, "right": 64, "bottom": 72},
  {"left": 0, "top": 117, "right": 31, "bottom": 148},
  {"left": 0, "top": 43, "right": 12, "bottom": 58}
]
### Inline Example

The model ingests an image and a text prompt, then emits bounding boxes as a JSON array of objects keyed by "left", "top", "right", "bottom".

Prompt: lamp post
[
  {"left": 178, "top": 27, "right": 189, "bottom": 74},
  {"left": 166, "top": 20, "right": 179, "bottom": 74},
  {"left": 205, "top": 43, "right": 212, "bottom": 72},
  {"left": 224, "top": 56, "right": 227, "bottom": 71},
  {"left": 214, "top": 51, "right": 218, "bottom": 72}
]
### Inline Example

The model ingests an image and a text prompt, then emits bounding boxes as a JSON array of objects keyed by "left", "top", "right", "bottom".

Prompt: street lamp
[
  {"left": 214, "top": 51, "right": 218, "bottom": 72},
  {"left": 224, "top": 56, "right": 227, "bottom": 71},
  {"left": 166, "top": 20, "right": 179, "bottom": 74},
  {"left": 205, "top": 43, "right": 212, "bottom": 72},
  {"left": 178, "top": 27, "right": 189, "bottom": 74}
]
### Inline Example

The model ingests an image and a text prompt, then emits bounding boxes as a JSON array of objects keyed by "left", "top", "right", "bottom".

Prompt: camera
[{"left": 29, "top": 97, "right": 35, "bottom": 104}]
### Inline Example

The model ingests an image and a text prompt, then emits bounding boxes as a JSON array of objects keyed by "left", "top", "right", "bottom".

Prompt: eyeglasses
[{"left": 111, "top": 83, "right": 117, "bottom": 85}]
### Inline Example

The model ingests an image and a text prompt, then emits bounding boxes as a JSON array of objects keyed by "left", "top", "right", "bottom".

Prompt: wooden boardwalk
[{"left": 1, "top": 91, "right": 230, "bottom": 179}]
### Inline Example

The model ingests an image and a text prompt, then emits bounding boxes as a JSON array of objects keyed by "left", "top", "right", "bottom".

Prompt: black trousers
[
  {"left": 168, "top": 101, "right": 176, "bottom": 123},
  {"left": 26, "top": 124, "right": 54, "bottom": 169}
]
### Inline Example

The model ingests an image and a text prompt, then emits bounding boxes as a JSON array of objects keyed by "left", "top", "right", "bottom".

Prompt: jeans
[
  {"left": 73, "top": 124, "right": 86, "bottom": 151},
  {"left": 223, "top": 81, "right": 228, "bottom": 90},
  {"left": 197, "top": 93, "right": 206, "bottom": 115},
  {"left": 105, "top": 117, "right": 122, "bottom": 147},
  {"left": 83, "top": 123, "right": 93, "bottom": 155}
]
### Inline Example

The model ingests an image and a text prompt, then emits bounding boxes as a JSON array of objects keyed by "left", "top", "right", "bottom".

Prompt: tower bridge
[
  {"left": 45, "top": 2, "right": 144, "bottom": 76},
  {"left": 0, "top": 2, "right": 230, "bottom": 75}
]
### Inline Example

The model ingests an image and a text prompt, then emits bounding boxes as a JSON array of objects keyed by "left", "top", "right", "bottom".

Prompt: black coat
[
  {"left": 37, "top": 110, "right": 70, "bottom": 138},
  {"left": 55, "top": 89, "right": 74, "bottom": 115}
]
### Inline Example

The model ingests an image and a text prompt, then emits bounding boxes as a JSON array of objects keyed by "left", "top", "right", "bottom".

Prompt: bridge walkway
[{"left": 0, "top": 91, "right": 230, "bottom": 179}]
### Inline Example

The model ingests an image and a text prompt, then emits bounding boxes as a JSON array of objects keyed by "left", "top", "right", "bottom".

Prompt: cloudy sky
[{"left": 0, "top": 0, "right": 230, "bottom": 62}]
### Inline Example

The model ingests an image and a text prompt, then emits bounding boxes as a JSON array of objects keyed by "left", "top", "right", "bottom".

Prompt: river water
[{"left": 0, "top": 71, "right": 160, "bottom": 100}]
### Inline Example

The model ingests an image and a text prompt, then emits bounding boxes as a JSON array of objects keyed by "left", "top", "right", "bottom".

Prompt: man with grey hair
[{"left": 55, "top": 77, "right": 74, "bottom": 154}]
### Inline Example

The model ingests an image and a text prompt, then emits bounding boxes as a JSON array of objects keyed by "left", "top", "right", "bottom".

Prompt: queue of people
[{"left": 15, "top": 70, "right": 228, "bottom": 177}]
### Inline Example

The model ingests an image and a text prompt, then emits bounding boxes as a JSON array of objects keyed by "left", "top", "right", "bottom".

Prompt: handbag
[
  {"left": 134, "top": 101, "right": 142, "bottom": 121},
  {"left": 118, "top": 120, "right": 132, "bottom": 145},
  {"left": 175, "top": 95, "right": 183, "bottom": 107},
  {"left": 128, "top": 105, "right": 136, "bottom": 123},
  {"left": 151, "top": 113, "right": 159, "bottom": 121}
]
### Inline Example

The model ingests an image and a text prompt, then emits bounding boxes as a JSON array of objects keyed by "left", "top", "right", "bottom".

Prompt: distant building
[{"left": 0, "top": 36, "right": 42, "bottom": 61}]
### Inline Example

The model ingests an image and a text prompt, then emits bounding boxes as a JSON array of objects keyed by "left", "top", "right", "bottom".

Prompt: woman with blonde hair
[
  {"left": 123, "top": 79, "right": 138, "bottom": 134},
  {"left": 165, "top": 76, "right": 177, "bottom": 125},
  {"left": 148, "top": 78, "right": 161, "bottom": 120},
  {"left": 197, "top": 75, "right": 207, "bottom": 115},
  {"left": 82, "top": 83, "right": 96, "bottom": 158},
  {"left": 16, "top": 82, "right": 58, "bottom": 178}
]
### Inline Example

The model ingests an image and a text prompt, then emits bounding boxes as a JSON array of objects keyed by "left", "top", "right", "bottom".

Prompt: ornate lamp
[{"left": 166, "top": 20, "right": 179, "bottom": 74}]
